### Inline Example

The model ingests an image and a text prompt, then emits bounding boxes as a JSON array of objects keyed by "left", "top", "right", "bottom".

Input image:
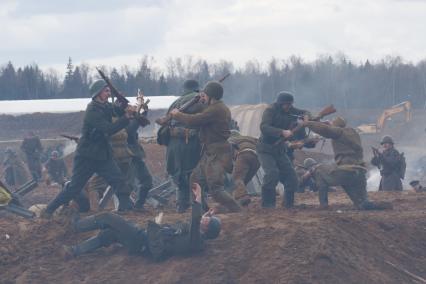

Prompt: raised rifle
[
  {"left": 96, "top": 67, "right": 130, "bottom": 109},
  {"left": 155, "top": 73, "right": 231, "bottom": 126},
  {"left": 61, "top": 134, "right": 80, "bottom": 143}
]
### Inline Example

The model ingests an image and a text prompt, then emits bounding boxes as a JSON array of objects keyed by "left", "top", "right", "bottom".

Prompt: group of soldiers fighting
[{"left": 4, "top": 77, "right": 423, "bottom": 261}]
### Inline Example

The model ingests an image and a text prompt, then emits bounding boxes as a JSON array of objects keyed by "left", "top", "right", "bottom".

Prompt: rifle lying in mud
[
  {"left": 14, "top": 179, "right": 38, "bottom": 197},
  {"left": 98, "top": 178, "right": 176, "bottom": 210},
  {"left": 61, "top": 134, "right": 80, "bottom": 143},
  {"left": 155, "top": 73, "right": 231, "bottom": 126},
  {"left": 0, "top": 180, "right": 36, "bottom": 219}
]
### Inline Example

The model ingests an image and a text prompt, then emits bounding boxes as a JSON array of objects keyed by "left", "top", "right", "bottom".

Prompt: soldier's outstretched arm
[
  {"left": 171, "top": 107, "right": 217, "bottom": 127},
  {"left": 85, "top": 109, "right": 129, "bottom": 136},
  {"left": 305, "top": 121, "right": 342, "bottom": 139},
  {"left": 189, "top": 183, "right": 203, "bottom": 249},
  {"left": 259, "top": 107, "right": 282, "bottom": 138}
]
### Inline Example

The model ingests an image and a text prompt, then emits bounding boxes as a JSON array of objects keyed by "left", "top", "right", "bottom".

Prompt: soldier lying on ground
[
  {"left": 63, "top": 183, "right": 221, "bottom": 261},
  {"left": 301, "top": 116, "right": 392, "bottom": 210}
]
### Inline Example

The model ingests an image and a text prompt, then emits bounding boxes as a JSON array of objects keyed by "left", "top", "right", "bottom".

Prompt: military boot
[
  {"left": 233, "top": 180, "right": 251, "bottom": 207},
  {"left": 359, "top": 200, "right": 393, "bottom": 210},
  {"left": 134, "top": 186, "right": 149, "bottom": 210},
  {"left": 261, "top": 187, "right": 276, "bottom": 208},
  {"left": 283, "top": 190, "right": 295, "bottom": 208},
  {"left": 211, "top": 189, "right": 242, "bottom": 213},
  {"left": 116, "top": 194, "right": 134, "bottom": 212},
  {"left": 70, "top": 236, "right": 103, "bottom": 256},
  {"left": 318, "top": 188, "right": 329, "bottom": 209}
]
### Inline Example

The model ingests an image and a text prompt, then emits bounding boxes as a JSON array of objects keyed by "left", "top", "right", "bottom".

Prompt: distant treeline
[{"left": 1, "top": 55, "right": 426, "bottom": 109}]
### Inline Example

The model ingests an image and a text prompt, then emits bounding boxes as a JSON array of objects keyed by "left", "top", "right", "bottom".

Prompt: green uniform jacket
[
  {"left": 76, "top": 100, "right": 129, "bottom": 161},
  {"left": 306, "top": 121, "right": 364, "bottom": 166},
  {"left": 258, "top": 103, "right": 310, "bottom": 153},
  {"left": 173, "top": 100, "right": 231, "bottom": 146}
]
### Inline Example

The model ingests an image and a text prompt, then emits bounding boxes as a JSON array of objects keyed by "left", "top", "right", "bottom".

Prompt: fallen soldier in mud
[{"left": 63, "top": 183, "right": 221, "bottom": 261}]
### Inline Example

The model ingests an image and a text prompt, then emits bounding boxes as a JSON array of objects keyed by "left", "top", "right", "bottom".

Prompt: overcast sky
[{"left": 1, "top": 0, "right": 425, "bottom": 72}]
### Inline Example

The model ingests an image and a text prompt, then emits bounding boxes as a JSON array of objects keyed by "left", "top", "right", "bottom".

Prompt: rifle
[
  {"left": 0, "top": 181, "right": 35, "bottom": 219},
  {"left": 274, "top": 105, "right": 336, "bottom": 146},
  {"left": 98, "top": 179, "right": 176, "bottom": 209},
  {"left": 61, "top": 134, "right": 80, "bottom": 143},
  {"left": 155, "top": 73, "right": 231, "bottom": 126},
  {"left": 96, "top": 67, "right": 130, "bottom": 109}
]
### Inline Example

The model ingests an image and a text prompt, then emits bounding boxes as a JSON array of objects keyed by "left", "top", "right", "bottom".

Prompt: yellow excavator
[{"left": 357, "top": 101, "right": 412, "bottom": 134}]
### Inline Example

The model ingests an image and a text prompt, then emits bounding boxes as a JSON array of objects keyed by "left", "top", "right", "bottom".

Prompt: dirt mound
[{"left": 2, "top": 191, "right": 426, "bottom": 284}]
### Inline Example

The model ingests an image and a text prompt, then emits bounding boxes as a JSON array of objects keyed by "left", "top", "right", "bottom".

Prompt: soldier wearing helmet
[
  {"left": 63, "top": 183, "right": 221, "bottom": 259},
  {"left": 371, "top": 135, "right": 404, "bottom": 191},
  {"left": 300, "top": 116, "right": 393, "bottom": 210},
  {"left": 44, "top": 150, "right": 68, "bottom": 185},
  {"left": 256, "top": 91, "right": 313, "bottom": 209},
  {"left": 159, "top": 79, "right": 204, "bottom": 213},
  {"left": 41, "top": 79, "right": 135, "bottom": 217},
  {"left": 170, "top": 81, "right": 241, "bottom": 213}
]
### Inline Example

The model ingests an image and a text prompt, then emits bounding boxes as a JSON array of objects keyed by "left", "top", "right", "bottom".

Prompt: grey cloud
[{"left": 10, "top": 0, "right": 167, "bottom": 17}]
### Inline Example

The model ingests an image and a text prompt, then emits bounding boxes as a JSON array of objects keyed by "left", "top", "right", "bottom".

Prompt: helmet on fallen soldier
[{"left": 203, "top": 216, "right": 221, "bottom": 240}]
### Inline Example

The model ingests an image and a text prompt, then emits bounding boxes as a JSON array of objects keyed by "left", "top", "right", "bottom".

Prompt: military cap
[
  {"left": 303, "top": 158, "right": 318, "bottom": 169},
  {"left": 90, "top": 79, "right": 108, "bottom": 99},
  {"left": 183, "top": 79, "right": 199, "bottom": 93},
  {"left": 203, "top": 81, "right": 223, "bottom": 100},
  {"left": 409, "top": 180, "right": 420, "bottom": 187},
  {"left": 380, "top": 135, "right": 394, "bottom": 145},
  {"left": 276, "top": 91, "right": 294, "bottom": 104},
  {"left": 203, "top": 216, "right": 221, "bottom": 240},
  {"left": 331, "top": 116, "right": 346, "bottom": 128}
]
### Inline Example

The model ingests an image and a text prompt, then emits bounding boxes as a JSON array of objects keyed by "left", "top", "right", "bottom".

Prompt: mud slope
[{"left": 1, "top": 191, "right": 426, "bottom": 284}]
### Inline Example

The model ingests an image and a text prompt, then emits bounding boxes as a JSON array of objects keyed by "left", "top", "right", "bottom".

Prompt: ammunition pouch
[
  {"left": 169, "top": 127, "right": 198, "bottom": 140},
  {"left": 157, "top": 125, "right": 170, "bottom": 146}
]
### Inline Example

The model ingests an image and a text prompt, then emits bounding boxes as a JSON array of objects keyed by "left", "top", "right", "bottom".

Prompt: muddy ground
[
  {"left": 1, "top": 189, "right": 426, "bottom": 284},
  {"left": 1, "top": 108, "right": 426, "bottom": 283}
]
